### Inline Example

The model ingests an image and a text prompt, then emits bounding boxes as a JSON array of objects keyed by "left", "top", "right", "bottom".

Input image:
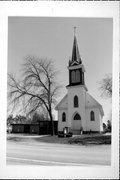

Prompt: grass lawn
[
  {"left": 7, "top": 133, "right": 111, "bottom": 145},
  {"left": 68, "top": 134, "right": 111, "bottom": 145}
]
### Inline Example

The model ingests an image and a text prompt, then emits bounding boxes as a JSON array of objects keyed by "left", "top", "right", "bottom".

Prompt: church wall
[
  {"left": 99, "top": 113, "right": 103, "bottom": 132},
  {"left": 86, "top": 108, "right": 101, "bottom": 132},
  {"left": 67, "top": 86, "right": 86, "bottom": 131},
  {"left": 58, "top": 110, "right": 68, "bottom": 131}
]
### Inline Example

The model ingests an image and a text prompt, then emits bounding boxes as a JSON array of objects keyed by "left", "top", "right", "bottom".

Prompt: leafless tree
[
  {"left": 8, "top": 56, "right": 61, "bottom": 135},
  {"left": 99, "top": 74, "right": 112, "bottom": 99}
]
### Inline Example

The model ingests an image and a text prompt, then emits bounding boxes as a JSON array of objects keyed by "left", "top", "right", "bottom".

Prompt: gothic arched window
[
  {"left": 62, "top": 112, "right": 66, "bottom": 122},
  {"left": 74, "top": 113, "right": 81, "bottom": 120},
  {"left": 90, "top": 111, "right": 95, "bottom": 121},
  {"left": 71, "top": 71, "right": 75, "bottom": 83},
  {"left": 76, "top": 70, "right": 80, "bottom": 82},
  {"left": 74, "top": 95, "right": 79, "bottom": 107}
]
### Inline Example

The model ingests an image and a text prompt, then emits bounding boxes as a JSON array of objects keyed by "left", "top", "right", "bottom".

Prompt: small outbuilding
[{"left": 11, "top": 121, "right": 58, "bottom": 135}]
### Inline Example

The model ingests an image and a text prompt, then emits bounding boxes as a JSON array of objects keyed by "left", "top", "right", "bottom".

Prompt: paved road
[{"left": 7, "top": 141, "right": 111, "bottom": 166}]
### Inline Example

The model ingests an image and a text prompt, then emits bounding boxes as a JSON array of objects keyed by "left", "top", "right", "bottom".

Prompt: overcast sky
[{"left": 8, "top": 17, "right": 113, "bottom": 122}]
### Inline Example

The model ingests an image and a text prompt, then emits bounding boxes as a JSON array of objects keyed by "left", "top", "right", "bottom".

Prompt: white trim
[
  {"left": 68, "top": 64, "right": 85, "bottom": 72},
  {"left": 66, "top": 84, "right": 88, "bottom": 91},
  {"left": 71, "top": 61, "right": 79, "bottom": 66}
]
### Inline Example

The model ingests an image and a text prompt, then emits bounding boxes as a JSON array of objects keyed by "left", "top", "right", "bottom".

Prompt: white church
[{"left": 55, "top": 30, "right": 104, "bottom": 135}]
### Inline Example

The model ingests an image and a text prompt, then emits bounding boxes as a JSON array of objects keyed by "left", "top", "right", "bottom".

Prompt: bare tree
[
  {"left": 8, "top": 56, "right": 61, "bottom": 135},
  {"left": 99, "top": 74, "right": 112, "bottom": 99},
  {"left": 99, "top": 74, "right": 112, "bottom": 126}
]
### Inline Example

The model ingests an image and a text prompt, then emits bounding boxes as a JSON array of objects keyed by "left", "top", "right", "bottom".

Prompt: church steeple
[
  {"left": 69, "top": 27, "right": 82, "bottom": 66},
  {"left": 67, "top": 28, "right": 86, "bottom": 87}
]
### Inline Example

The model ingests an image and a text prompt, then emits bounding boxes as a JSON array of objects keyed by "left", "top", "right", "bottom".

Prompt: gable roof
[
  {"left": 85, "top": 93, "right": 104, "bottom": 116},
  {"left": 55, "top": 94, "right": 68, "bottom": 110}
]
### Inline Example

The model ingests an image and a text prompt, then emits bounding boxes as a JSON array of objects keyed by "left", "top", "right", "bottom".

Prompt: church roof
[
  {"left": 85, "top": 93, "right": 104, "bottom": 116},
  {"left": 55, "top": 94, "right": 68, "bottom": 110},
  {"left": 69, "top": 35, "right": 82, "bottom": 66}
]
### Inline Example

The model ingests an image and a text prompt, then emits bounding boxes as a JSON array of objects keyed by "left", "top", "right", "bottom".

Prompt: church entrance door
[{"left": 72, "top": 113, "right": 82, "bottom": 130}]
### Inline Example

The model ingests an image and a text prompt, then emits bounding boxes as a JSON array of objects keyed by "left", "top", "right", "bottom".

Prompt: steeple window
[
  {"left": 71, "top": 71, "right": 76, "bottom": 83},
  {"left": 74, "top": 95, "right": 79, "bottom": 107},
  {"left": 71, "top": 69, "right": 81, "bottom": 84},
  {"left": 76, "top": 70, "right": 80, "bottom": 82}
]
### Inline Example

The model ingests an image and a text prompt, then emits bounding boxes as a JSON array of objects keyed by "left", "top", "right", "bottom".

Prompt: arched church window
[
  {"left": 76, "top": 70, "right": 80, "bottom": 82},
  {"left": 71, "top": 71, "right": 75, "bottom": 83},
  {"left": 74, "top": 95, "right": 79, "bottom": 107},
  {"left": 62, "top": 112, "right": 66, "bottom": 122},
  {"left": 90, "top": 111, "right": 95, "bottom": 121},
  {"left": 74, "top": 113, "right": 81, "bottom": 120}
]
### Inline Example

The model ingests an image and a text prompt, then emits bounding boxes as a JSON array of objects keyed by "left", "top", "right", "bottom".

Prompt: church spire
[
  {"left": 69, "top": 27, "right": 82, "bottom": 66},
  {"left": 67, "top": 27, "right": 86, "bottom": 87}
]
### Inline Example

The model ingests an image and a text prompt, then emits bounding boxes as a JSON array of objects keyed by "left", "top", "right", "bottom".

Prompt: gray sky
[{"left": 8, "top": 17, "right": 112, "bottom": 122}]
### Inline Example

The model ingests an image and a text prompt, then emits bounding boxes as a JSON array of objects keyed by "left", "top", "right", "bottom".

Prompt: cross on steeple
[{"left": 74, "top": 26, "right": 77, "bottom": 36}]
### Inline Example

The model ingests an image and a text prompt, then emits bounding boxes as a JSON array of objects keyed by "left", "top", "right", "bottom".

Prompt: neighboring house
[{"left": 55, "top": 32, "right": 104, "bottom": 135}]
